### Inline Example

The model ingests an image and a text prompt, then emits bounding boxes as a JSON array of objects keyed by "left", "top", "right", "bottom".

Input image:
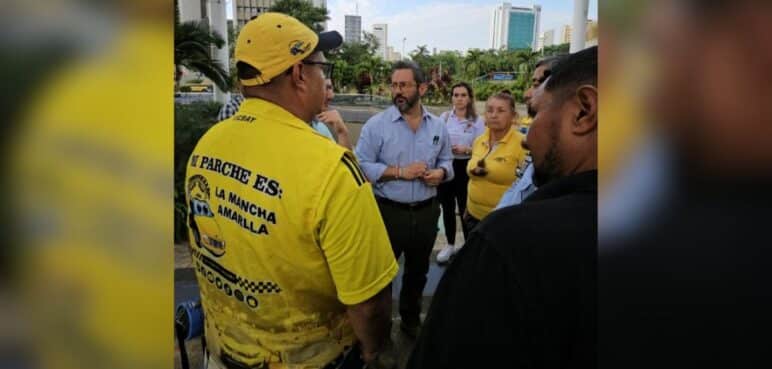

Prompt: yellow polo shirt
[
  {"left": 186, "top": 98, "right": 398, "bottom": 368},
  {"left": 466, "top": 127, "right": 528, "bottom": 220},
  {"left": 518, "top": 115, "right": 533, "bottom": 128}
]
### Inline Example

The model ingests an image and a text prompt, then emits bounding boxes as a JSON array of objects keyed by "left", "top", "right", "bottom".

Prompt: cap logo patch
[{"left": 289, "top": 40, "right": 310, "bottom": 56}]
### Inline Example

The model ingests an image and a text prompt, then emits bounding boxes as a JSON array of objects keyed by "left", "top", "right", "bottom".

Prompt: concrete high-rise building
[
  {"left": 231, "top": 0, "right": 328, "bottom": 30},
  {"left": 586, "top": 19, "right": 598, "bottom": 41},
  {"left": 386, "top": 46, "right": 402, "bottom": 61},
  {"left": 543, "top": 29, "right": 555, "bottom": 48},
  {"left": 345, "top": 15, "right": 362, "bottom": 43},
  {"left": 561, "top": 24, "right": 573, "bottom": 44},
  {"left": 372, "top": 23, "right": 388, "bottom": 59},
  {"left": 489, "top": 3, "right": 541, "bottom": 51},
  {"left": 231, "top": 0, "right": 273, "bottom": 29},
  {"left": 559, "top": 20, "right": 595, "bottom": 46}
]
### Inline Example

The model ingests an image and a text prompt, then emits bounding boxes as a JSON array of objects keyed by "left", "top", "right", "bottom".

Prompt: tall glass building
[{"left": 490, "top": 3, "right": 541, "bottom": 51}]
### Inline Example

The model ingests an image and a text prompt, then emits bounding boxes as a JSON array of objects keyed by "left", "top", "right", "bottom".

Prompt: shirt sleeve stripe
[
  {"left": 351, "top": 158, "right": 367, "bottom": 184},
  {"left": 341, "top": 156, "right": 364, "bottom": 186},
  {"left": 342, "top": 155, "right": 366, "bottom": 185}
]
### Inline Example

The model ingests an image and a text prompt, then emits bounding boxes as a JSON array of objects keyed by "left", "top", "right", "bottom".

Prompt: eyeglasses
[
  {"left": 470, "top": 158, "right": 488, "bottom": 177},
  {"left": 302, "top": 60, "right": 334, "bottom": 79},
  {"left": 390, "top": 81, "right": 417, "bottom": 91}
]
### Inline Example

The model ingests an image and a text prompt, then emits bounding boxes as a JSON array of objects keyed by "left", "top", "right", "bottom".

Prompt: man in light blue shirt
[
  {"left": 494, "top": 56, "right": 564, "bottom": 210},
  {"left": 494, "top": 156, "right": 537, "bottom": 210},
  {"left": 356, "top": 105, "right": 454, "bottom": 202},
  {"left": 355, "top": 60, "right": 453, "bottom": 338}
]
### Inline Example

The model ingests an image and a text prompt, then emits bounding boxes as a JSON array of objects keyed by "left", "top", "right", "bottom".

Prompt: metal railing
[
  {"left": 331, "top": 94, "right": 392, "bottom": 108},
  {"left": 174, "top": 92, "right": 215, "bottom": 105}
]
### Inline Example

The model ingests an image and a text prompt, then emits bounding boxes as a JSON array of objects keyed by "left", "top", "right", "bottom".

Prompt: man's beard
[
  {"left": 393, "top": 91, "right": 419, "bottom": 113},
  {"left": 533, "top": 144, "right": 562, "bottom": 187},
  {"left": 532, "top": 123, "right": 563, "bottom": 187}
]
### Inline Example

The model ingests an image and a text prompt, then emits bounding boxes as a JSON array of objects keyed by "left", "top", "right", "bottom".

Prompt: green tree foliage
[
  {"left": 542, "top": 43, "right": 570, "bottom": 57},
  {"left": 327, "top": 32, "right": 388, "bottom": 93},
  {"left": 174, "top": 0, "right": 231, "bottom": 92},
  {"left": 175, "top": 21, "right": 232, "bottom": 92},
  {"left": 268, "top": 0, "right": 330, "bottom": 32},
  {"left": 174, "top": 101, "right": 223, "bottom": 242},
  {"left": 399, "top": 47, "right": 539, "bottom": 104}
]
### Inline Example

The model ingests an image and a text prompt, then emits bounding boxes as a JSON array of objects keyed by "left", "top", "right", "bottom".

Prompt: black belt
[{"left": 376, "top": 196, "right": 435, "bottom": 210}]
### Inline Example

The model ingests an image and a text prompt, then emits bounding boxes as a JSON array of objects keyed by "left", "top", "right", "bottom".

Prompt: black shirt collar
[{"left": 525, "top": 170, "right": 598, "bottom": 203}]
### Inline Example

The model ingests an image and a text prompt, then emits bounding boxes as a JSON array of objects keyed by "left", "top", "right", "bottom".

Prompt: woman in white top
[{"left": 436, "top": 82, "right": 486, "bottom": 264}]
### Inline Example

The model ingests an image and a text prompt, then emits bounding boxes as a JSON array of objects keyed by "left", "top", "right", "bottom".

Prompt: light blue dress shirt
[
  {"left": 355, "top": 105, "right": 454, "bottom": 203},
  {"left": 494, "top": 161, "right": 537, "bottom": 210},
  {"left": 312, "top": 120, "right": 335, "bottom": 141}
]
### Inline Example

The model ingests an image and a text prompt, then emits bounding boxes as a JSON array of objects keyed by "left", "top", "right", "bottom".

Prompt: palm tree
[
  {"left": 175, "top": 20, "right": 231, "bottom": 92},
  {"left": 269, "top": 0, "right": 330, "bottom": 32},
  {"left": 463, "top": 49, "right": 485, "bottom": 80},
  {"left": 410, "top": 45, "right": 431, "bottom": 67},
  {"left": 174, "top": 0, "right": 230, "bottom": 92}
]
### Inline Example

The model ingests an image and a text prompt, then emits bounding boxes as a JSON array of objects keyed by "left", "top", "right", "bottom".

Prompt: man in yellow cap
[{"left": 185, "top": 13, "right": 398, "bottom": 369}]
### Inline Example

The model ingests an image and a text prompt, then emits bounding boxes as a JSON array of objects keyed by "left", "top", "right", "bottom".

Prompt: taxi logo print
[
  {"left": 289, "top": 40, "right": 309, "bottom": 56},
  {"left": 237, "top": 278, "right": 282, "bottom": 294}
]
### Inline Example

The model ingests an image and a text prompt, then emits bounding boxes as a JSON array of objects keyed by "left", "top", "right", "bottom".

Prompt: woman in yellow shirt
[{"left": 463, "top": 91, "right": 529, "bottom": 232}]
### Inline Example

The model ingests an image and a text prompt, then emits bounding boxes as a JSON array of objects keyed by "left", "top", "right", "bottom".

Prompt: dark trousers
[
  {"left": 376, "top": 197, "right": 440, "bottom": 327},
  {"left": 437, "top": 158, "right": 470, "bottom": 245},
  {"left": 462, "top": 212, "right": 481, "bottom": 236}
]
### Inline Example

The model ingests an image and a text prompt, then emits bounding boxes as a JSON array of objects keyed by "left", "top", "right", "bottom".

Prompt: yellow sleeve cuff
[{"left": 338, "top": 260, "right": 399, "bottom": 306}]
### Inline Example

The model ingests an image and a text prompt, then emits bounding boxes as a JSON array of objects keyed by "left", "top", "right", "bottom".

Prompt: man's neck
[
  {"left": 249, "top": 92, "right": 313, "bottom": 123},
  {"left": 490, "top": 125, "right": 511, "bottom": 143},
  {"left": 401, "top": 104, "right": 423, "bottom": 127},
  {"left": 566, "top": 152, "right": 597, "bottom": 177}
]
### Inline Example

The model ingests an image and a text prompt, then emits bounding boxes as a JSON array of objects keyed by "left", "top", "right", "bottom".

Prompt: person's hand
[
  {"left": 402, "top": 162, "right": 428, "bottom": 180},
  {"left": 451, "top": 144, "right": 471, "bottom": 155},
  {"left": 316, "top": 110, "right": 347, "bottom": 134},
  {"left": 422, "top": 168, "right": 445, "bottom": 186}
]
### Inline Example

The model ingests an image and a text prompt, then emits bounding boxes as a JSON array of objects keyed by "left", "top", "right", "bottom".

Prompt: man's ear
[
  {"left": 573, "top": 85, "right": 597, "bottom": 135},
  {"left": 289, "top": 63, "right": 307, "bottom": 91},
  {"left": 418, "top": 82, "right": 428, "bottom": 97}
]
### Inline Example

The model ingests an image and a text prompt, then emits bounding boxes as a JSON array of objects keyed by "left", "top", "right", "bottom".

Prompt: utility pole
[
  {"left": 570, "top": 0, "right": 589, "bottom": 52},
  {"left": 402, "top": 37, "right": 406, "bottom": 60}
]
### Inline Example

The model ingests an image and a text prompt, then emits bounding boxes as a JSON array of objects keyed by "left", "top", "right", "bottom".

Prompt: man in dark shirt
[{"left": 407, "top": 46, "right": 597, "bottom": 369}]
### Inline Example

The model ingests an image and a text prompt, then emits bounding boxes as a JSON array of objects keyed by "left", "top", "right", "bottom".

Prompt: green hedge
[
  {"left": 471, "top": 81, "right": 522, "bottom": 102},
  {"left": 175, "top": 101, "right": 222, "bottom": 243}
]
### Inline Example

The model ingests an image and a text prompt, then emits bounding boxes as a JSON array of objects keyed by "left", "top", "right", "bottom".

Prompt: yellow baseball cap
[{"left": 235, "top": 12, "right": 343, "bottom": 86}]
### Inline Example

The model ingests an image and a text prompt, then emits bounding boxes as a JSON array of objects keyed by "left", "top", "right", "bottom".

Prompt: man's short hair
[
  {"left": 237, "top": 61, "right": 261, "bottom": 81},
  {"left": 535, "top": 55, "right": 564, "bottom": 71},
  {"left": 391, "top": 61, "right": 426, "bottom": 84},
  {"left": 545, "top": 46, "right": 597, "bottom": 102},
  {"left": 535, "top": 55, "right": 565, "bottom": 84}
]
